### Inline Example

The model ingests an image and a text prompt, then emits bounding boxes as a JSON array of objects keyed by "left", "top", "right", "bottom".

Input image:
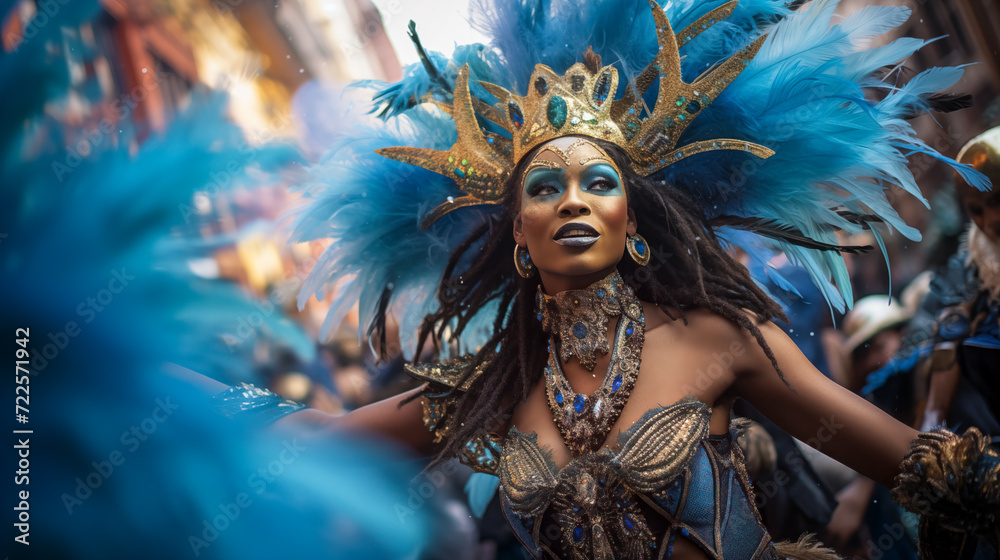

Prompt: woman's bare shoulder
[{"left": 640, "top": 303, "right": 748, "bottom": 351}]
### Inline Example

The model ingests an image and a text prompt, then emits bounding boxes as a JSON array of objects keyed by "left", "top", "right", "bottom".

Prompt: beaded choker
[
  {"left": 537, "top": 271, "right": 641, "bottom": 371},
  {"left": 538, "top": 271, "right": 644, "bottom": 455}
]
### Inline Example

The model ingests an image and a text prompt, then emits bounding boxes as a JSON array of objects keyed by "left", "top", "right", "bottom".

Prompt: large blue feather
[
  {"left": 670, "top": 0, "right": 987, "bottom": 309},
  {"left": 358, "top": 44, "right": 508, "bottom": 119}
]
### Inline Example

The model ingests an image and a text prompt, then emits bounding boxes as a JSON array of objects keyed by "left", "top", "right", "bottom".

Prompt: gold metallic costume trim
[
  {"left": 499, "top": 396, "right": 711, "bottom": 560},
  {"left": 536, "top": 271, "right": 641, "bottom": 371},
  {"left": 892, "top": 427, "right": 1000, "bottom": 558},
  {"left": 405, "top": 355, "right": 485, "bottom": 391}
]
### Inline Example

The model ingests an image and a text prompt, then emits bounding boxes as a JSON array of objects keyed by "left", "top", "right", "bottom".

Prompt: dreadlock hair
[{"left": 410, "top": 138, "right": 788, "bottom": 467}]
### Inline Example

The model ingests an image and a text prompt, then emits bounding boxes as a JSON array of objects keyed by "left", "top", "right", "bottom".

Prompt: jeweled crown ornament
[{"left": 377, "top": 0, "right": 774, "bottom": 228}]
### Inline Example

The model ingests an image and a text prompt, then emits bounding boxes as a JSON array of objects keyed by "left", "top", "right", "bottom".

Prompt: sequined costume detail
[
  {"left": 406, "top": 358, "right": 500, "bottom": 473},
  {"left": 409, "top": 357, "right": 847, "bottom": 557},
  {"left": 498, "top": 397, "right": 780, "bottom": 559},
  {"left": 408, "top": 294, "right": 784, "bottom": 559},
  {"left": 212, "top": 383, "right": 306, "bottom": 425},
  {"left": 892, "top": 427, "right": 1000, "bottom": 556}
]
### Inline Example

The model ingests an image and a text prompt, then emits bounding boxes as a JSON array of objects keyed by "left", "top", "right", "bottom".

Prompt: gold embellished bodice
[
  {"left": 501, "top": 398, "right": 710, "bottom": 556},
  {"left": 501, "top": 398, "right": 712, "bottom": 518},
  {"left": 406, "top": 364, "right": 780, "bottom": 560},
  {"left": 497, "top": 398, "right": 779, "bottom": 559}
]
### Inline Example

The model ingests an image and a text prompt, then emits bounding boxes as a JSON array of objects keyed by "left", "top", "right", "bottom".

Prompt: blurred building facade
[{"left": 2, "top": 0, "right": 400, "bottom": 141}]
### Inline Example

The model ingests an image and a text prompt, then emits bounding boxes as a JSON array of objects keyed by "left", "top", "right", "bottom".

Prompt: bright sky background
[{"left": 370, "top": 0, "right": 491, "bottom": 66}]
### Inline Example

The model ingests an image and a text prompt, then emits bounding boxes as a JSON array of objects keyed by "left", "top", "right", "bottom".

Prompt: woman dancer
[{"left": 235, "top": 1, "right": 1000, "bottom": 558}]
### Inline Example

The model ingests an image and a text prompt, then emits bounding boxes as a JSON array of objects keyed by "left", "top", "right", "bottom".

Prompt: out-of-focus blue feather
[
  {"left": 3, "top": 91, "right": 309, "bottom": 382},
  {"left": 0, "top": 1, "right": 103, "bottom": 156},
  {"left": 862, "top": 343, "right": 932, "bottom": 396},
  {"left": 2, "top": 4, "right": 438, "bottom": 556}
]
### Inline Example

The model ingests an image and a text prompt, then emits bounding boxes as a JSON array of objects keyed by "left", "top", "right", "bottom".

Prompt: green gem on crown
[{"left": 547, "top": 96, "right": 568, "bottom": 129}]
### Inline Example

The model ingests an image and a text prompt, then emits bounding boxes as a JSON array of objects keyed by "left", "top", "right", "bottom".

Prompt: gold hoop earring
[
  {"left": 626, "top": 233, "right": 650, "bottom": 266},
  {"left": 514, "top": 245, "right": 536, "bottom": 278}
]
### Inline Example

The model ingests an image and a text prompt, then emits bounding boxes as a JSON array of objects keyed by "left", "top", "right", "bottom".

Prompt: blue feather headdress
[{"left": 292, "top": 0, "right": 989, "bottom": 355}]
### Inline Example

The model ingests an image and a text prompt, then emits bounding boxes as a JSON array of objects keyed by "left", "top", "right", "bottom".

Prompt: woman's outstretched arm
[
  {"left": 732, "top": 320, "right": 918, "bottom": 488},
  {"left": 169, "top": 363, "right": 436, "bottom": 457},
  {"left": 274, "top": 387, "right": 437, "bottom": 456}
]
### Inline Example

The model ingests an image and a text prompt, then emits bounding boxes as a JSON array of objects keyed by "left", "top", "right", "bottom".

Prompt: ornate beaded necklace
[{"left": 537, "top": 271, "right": 644, "bottom": 455}]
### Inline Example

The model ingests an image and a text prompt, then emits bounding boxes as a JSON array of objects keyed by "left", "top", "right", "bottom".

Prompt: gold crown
[{"left": 377, "top": 0, "right": 774, "bottom": 228}]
